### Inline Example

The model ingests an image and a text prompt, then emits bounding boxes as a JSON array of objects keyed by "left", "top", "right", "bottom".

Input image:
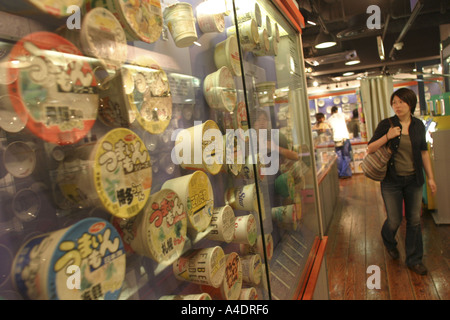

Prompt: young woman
[{"left": 367, "top": 88, "right": 437, "bottom": 275}]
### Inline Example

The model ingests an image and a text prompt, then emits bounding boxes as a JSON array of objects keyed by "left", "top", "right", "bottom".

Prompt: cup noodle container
[
  {"left": 86, "top": 0, "right": 163, "bottom": 44},
  {"left": 174, "top": 120, "right": 224, "bottom": 175},
  {"left": 162, "top": 171, "right": 214, "bottom": 233},
  {"left": 226, "top": 19, "right": 259, "bottom": 51},
  {"left": 239, "top": 287, "right": 258, "bottom": 300},
  {"left": 196, "top": 1, "right": 225, "bottom": 34},
  {"left": 225, "top": 184, "right": 258, "bottom": 212},
  {"left": 275, "top": 172, "right": 295, "bottom": 199},
  {"left": 257, "top": 36, "right": 278, "bottom": 57},
  {"left": 113, "top": 189, "right": 187, "bottom": 263},
  {"left": 173, "top": 246, "right": 225, "bottom": 288},
  {"left": 56, "top": 128, "right": 152, "bottom": 219},
  {"left": 124, "top": 56, "right": 172, "bottom": 134},
  {"left": 203, "top": 66, "right": 237, "bottom": 112},
  {"left": 0, "top": 0, "right": 84, "bottom": 18},
  {"left": 252, "top": 28, "right": 270, "bottom": 56},
  {"left": 234, "top": 1, "right": 262, "bottom": 27},
  {"left": 66, "top": 7, "right": 127, "bottom": 72},
  {"left": 240, "top": 233, "right": 273, "bottom": 261},
  {"left": 206, "top": 205, "right": 235, "bottom": 243},
  {"left": 274, "top": 23, "right": 280, "bottom": 42},
  {"left": 7, "top": 32, "right": 98, "bottom": 145},
  {"left": 222, "top": 132, "right": 243, "bottom": 176},
  {"left": 271, "top": 204, "right": 299, "bottom": 231},
  {"left": 0, "top": 95, "right": 27, "bottom": 133},
  {"left": 159, "top": 293, "right": 212, "bottom": 300},
  {"left": 240, "top": 254, "right": 262, "bottom": 286},
  {"left": 214, "top": 35, "right": 241, "bottom": 77},
  {"left": 163, "top": 2, "right": 198, "bottom": 48},
  {"left": 12, "top": 218, "right": 126, "bottom": 300},
  {"left": 255, "top": 81, "right": 276, "bottom": 107},
  {"left": 232, "top": 214, "right": 257, "bottom": 247},
  {"left": 201, "top": 252, "right": 242, "bottom": 300}
]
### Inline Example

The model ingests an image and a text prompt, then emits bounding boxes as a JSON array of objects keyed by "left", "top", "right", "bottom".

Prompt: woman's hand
[
  {"left": 386, "top": 126, "right": 401, "bottom": 140},
  {"left": 427, "top": 178, "right": 437, "bottom": 195}
]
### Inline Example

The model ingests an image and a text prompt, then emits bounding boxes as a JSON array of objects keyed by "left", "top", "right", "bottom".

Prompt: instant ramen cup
[
  {"left": 124, "top": 56, "right": 172, "bottom": 134},
  {"left": 3, "top": 141, "right": 36, "bottom": 178},
  {"left": 196, "top": 1, "right": 225, "bottom": 34},
  {"left": 255, "top": 81, "right": 276, "bottom": 107},
  {"left": 163, "top": 2, "right": 198, "bottom": 48},
  {"left": 174, "top": 120, "right": 224, "bottom": 175},
  {"left": 0, "top": 95, "right": 27, "bottom": 133},
  {"left": 56, "top": 128, "right": 152, "bottom": 219},
  {"left": 232, "top": 214, "right": 257, "bottom": 246},
  {"left": 162, "top": 171, "right": 214, "bottom": 233},
  {"left": 206, "top": 205, "right": 236, "bottom": 243},
  {"left": 12, "top": 217, "right": 126, "bottom": 300},
  {"left": 7, "top": 32, "right": 98, "bottom": 145},
  {"left": 173, "top": 246, "right": 225, "bottom": 288},
  {"left": 252, "top": 28, "right": 269, "bottom": 56},
  {"left": 240, "top": 254, "right": 262, "bottom": 285},
  {"left": 214, "top": 35, "right": 241, "bottom": 77},
  {"left": 225, "top": 184, "right": 258, "bottom": 212},
  {"left": 226, "top": 19, "right": 259, "bottom": 51},
  {"left": 201, "top": 252, "right": 242, "bottom": 300},
  {"left": 234, "top": 1, "right": 262, "bottom": 27},
  {"left": 203, "top": 66, "right": 237, "bottom": 112},
  {"left": 239, "top": 287, "right": 258, "bottom": 300},
  {"left": 113, "top": 189, "right": 187, "bottom": 263},
  {"left": 85, "top": 0, "right": 163, "bottom": 44}
]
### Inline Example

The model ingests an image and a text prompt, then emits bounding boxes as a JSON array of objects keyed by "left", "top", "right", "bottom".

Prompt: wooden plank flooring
[{"left": 325, "top": 174, "right": 450, "bottom": 300}]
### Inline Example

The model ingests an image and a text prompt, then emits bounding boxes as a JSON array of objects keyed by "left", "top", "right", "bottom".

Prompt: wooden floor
[{"left": 325, "top": 174, "right": 450, "bottom": 300}]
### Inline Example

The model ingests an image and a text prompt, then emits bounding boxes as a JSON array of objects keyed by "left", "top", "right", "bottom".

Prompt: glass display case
[{"left": 0, "top": 0, "right": 324, "bottom": 300}]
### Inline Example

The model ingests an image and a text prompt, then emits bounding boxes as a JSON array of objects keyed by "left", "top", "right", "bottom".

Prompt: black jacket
[{"left": 368, "top": 115, "right": 428, "bottom": 186}]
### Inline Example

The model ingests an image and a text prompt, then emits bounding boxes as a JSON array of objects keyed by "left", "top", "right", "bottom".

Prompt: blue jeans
[
  {"left": 380, "top": 175, "right": 424, "bottom": 266},
  {"left": 335, "top": 139, "right": 352, "bottom": 177}
]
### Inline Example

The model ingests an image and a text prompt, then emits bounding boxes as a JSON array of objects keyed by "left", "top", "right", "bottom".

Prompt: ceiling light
[
  {"left": 313, "top": 80, "right": 319, "bottom": 87},
  {"left": 343, "top": 71, "right": 354, "bottom": 76},
  {"left": 314, "top": 30, "right": 337, "bottom": 49}
]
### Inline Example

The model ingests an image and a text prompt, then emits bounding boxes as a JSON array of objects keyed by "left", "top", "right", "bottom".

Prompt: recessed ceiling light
[
  {"left": 345, "top": 59, "right": 360, "bottom": 65},
  {"left": 343, "top": 72, "right": 354, "bottom": 76}
]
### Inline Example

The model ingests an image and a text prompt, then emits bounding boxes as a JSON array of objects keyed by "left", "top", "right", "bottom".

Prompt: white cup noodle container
[
  {"left": 159, "top": 293, "right": 212, "bottom": 300},
  {"left": 0, "top": 0, "right": 84, "bottom": 18},
  {"left": 255, "top": 81, "right": 276, "bottom": 107},
  {"left": 3, "top": 141, "right": 36, "bottom": 179},
  {"left": 240, "top": 233, "right": 273, "bottom": 261},
  {"left": 97, "top": 67, "right": 137, "bottom": 128},
  {"left": 206, "top": 205, "right": 236, "bottom": 243},
  {"left": 252, "top": 28, "right": 269, "bottom": 56},
  {"left": 175, "top": 120, "right": 224, "bottom": 175},
  {"left": 256, "top": 36, "right": 278, "bottom": 57},
  {"left": 232, "top": 214, "right": 257, "bottom": 246},
  {"left": 225, "top": 184, "right": 258, "bottom": 212},
  {"left": 234, "top": 2, "right": 262, "bottom": 27},
  {"left": 240, "top": 254, "right": 262, "bottom": 285},
  {"left": 214, "top": 35, "right": 241, "bottom": 77},
  {"left": 226, "top": 19, "right": 259, "bottom": 51},
  {"left": 201, "top": 252, "right": 242, "bottom": 300},
  {"left": 162, "top": 171, "right": 214, "bottom": 233},
  {"left": 239, "top": 287, "right": 258, "bottom": 300},
  {"left": 221, "top": 133, "right": 243, "bottom": 176},
  {"left": 163, "top": 2, "right": 198, "bottom": 48},
  {"left": 80, "top": 7, "right": 128, "bottom": 71},
  {"left": 8, "top": 32, "right": 98, "bottom": 145},
  {"left": 12, "top": 217, "right": 126, "bottom": 300},
  {"left": 271, "top": 204, "right": 299, "bottom": 231},
  {"left": 113, "top": 189, "right": 187, "bottom": 263},
  {"left": 86, "top": 0, "right": 163, "bottom": 44},
  {"left": 0, "top": 95, "right": 27, "bottom": 133},
  {"left": 263, "top": 16, "right": 272, "bottom": 37},
  {"left": 56, "top": 128, "right": 152, "bottom": 219},
  {"left": 173, "top": 246, "right": 225, "bottom": 288},
  {"left": 274, "top": 23, "right": 280, "bottom": 42},
  {"left": 196, "top": 2, "right": 225, "bottom": 34},
  {"left": 203, "top": 66, "right": 237, "bottom": 112},
  {"left": 124, "top": 56, "right": 172, "bottom": 134}
]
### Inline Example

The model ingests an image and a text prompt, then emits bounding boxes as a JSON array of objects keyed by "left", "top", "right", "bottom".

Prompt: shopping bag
[{"left": 361, "top": 145, "right": 392, "bottom": 181}]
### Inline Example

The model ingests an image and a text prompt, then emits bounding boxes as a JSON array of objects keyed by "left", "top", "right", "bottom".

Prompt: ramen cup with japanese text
[
  {"left": 232, "top": 214, "right": 257, "bottom": 246},
  {"left": 226, "top": 19, "right": 259, "bottom": 51},
  {"left": 214, "top": 35, "right": 241, "bottom": 77},
  {"left": 164, "top": 2, "right": 198, "bottom": 48},
  {"left": 203, "top": 67, "right": 237, "bottom": 112},
  {"left": 206, "top": 205, "right": 236, "bottom": 243}
]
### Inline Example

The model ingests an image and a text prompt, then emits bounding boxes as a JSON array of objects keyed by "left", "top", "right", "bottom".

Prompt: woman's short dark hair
[
  {"left": 390, "top": 88, "right": 417, "bottom": 114},
  {"left": 315, "top": 112, "right": 325, "bottom": 121}
]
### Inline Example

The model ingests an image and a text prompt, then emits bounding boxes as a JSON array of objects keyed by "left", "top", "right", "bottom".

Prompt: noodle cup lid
[
  {"left": 93, "top": 128, "right": 152, "bottom": 218},
  {"left": 81, "top": 7, "right": 128, "bottom": 71},
  {"left": 139, "top": 189, "right": 187, "bottom": 262},
  {"left": 217, "top": 67, "right": 237, "bottom": 112},
  {"left": 124, "top": 56, "right": 172, "bottom": 134},
  {"left": 118, "top": 0, "right": 163, "bottom": 43},
  {"left": 201, "top": 120, "right": 224, "bottom": 174},
  {"left": 12, "top": 218, "right": 126, "bottom": 300},
  {"left": 8, "top": 32, "right": 98, "bottom": 145},
  {"left": 28, "top": 0, "right": 84, "bottom": 17},
  {"left": 221, "top": 252, "right": 242, "bottom": 300}
]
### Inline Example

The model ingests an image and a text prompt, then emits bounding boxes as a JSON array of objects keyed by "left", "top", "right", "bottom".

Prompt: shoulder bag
[{"left": 361, "top": 118, "right": 395, "bottom": 181}]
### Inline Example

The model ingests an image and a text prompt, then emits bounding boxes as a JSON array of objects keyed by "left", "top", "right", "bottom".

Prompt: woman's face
[
  {"left": 253, "top": 113, "right": 268, "bottom": 130},
  {"left": 391, "top": 95, "right": 411, "bottom": 118}
]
